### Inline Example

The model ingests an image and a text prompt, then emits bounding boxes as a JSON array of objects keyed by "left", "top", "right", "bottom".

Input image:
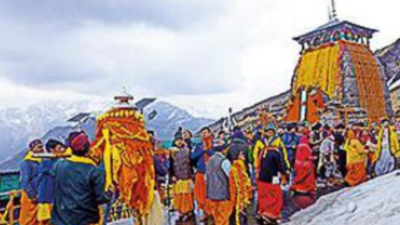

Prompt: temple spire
[
  {"left": 330, "top": 0, "right": 338, "bottom": 21},
  {"left": 328, "top": 4, "right": 332, "bottom": 21}
]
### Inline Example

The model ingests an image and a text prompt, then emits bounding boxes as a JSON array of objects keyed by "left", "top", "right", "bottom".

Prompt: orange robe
[
  {"left": 344, "top": 132, "right": 367, "bottom": 187},
  {"left": 193, "top": 137, "right": 214, "bottom": 211},
  {"left": 19, "top": 152, "right": 41, "bottom": 225},
  {"left": 194, "top": 173, "right": 206, "bottom": 210},
  {"left": 204, "top": 200, "right": 233, "bottom": 225},
  {"left": 345, "top": 162, "right": 367, "bottom": 187},
  {"left": 19, "top": 191, "right": 38, "bottom": 225},
  {"left": 173, "top": 180, "right": 194, "bottom": 214}
]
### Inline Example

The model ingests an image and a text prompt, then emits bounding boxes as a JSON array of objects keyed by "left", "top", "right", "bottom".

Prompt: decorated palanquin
[
  {"left": 286, "top": 15, "right": 393, "bottom": 124},
  {"left": 90, "top": 95, "right": 155, "bottom": 221}
]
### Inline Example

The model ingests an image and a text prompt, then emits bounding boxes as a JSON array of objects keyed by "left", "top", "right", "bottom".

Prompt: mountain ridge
[
  {"left": 375, "top": 38, "right": 400, "bottom": 88},
  {"left": 0, "top": 100, "right": 214, "bottom": 170}
]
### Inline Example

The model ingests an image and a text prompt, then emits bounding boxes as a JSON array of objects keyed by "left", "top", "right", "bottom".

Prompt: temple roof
[{"left": 293, "top": 19, "right": 378, "bottom": 43}]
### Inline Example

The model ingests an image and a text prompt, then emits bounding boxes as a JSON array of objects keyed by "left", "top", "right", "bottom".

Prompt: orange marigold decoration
[{"left": 230, "top": 160, "right": 252, "bottom": 225}]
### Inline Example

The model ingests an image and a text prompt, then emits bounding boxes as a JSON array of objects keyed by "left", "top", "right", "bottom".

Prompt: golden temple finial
[{"left": 113, "top": 87, "right": 135, "bottom": 109}]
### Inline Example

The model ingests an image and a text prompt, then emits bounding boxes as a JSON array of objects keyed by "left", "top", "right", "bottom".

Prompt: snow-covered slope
[{"left": 288, "top": 171, "right": 400, "bottom": 225}]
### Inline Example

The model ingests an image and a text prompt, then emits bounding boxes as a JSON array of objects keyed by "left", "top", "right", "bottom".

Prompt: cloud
[
  {"left": 0, "top": 0, "right": 247, "bottom": 97},
  {"left": 0, "top": 0, "right": 230, "bottom": 29},
  {"left": 1, "top": 0, "right": 400, "bottom": 118}
]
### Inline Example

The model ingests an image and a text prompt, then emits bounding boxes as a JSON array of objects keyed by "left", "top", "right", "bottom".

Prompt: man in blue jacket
[
  {"left": 281, "top": 123, "right": 300, "bottom": 169},
  {"left": 19, "top": 139, "right": 44, "bottom": 225},
  {"left": 36, "top": 139, "right": 66, "bottom": 225},
  {"left": 51, "top": 131, "right": 112, "bottom": 225}
]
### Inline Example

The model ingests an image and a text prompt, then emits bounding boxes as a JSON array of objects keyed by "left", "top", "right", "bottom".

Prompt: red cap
[{"left": 69, "top": 132, "right": 90, "bottom": 152}]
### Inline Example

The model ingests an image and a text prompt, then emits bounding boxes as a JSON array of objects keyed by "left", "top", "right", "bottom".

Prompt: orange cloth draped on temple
[
  {"left": 288, "top": 41, "right": 387, "bottom": 122},
  {"left": 90, "top": 108, "right": 155, "bottom": 217},
  {"left": 286, "top": 89, "right": 326, "bottom": 123},
  {"left": 286, "top": 96, "right": 301, "bottom": 123},
  {"left": 307, "top": 90, "right": 325, "bottom": 123}
]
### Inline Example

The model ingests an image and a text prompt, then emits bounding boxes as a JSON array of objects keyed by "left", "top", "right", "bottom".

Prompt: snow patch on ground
[
  {"left": 109, "top": 219, "right": 134, "bottom": 225},
  {"left": 287, "top": 171, "right": 400, "bottom": 225}
]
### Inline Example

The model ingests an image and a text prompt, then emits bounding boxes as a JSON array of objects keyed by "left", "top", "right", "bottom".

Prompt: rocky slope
[{"left": 376, "top": 39, "right": 400, "bottom": 89}]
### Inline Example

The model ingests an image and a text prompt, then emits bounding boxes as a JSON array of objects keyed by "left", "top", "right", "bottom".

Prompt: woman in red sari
[{"left": 291, "top": 135, "right": 317, "bottom": 209}]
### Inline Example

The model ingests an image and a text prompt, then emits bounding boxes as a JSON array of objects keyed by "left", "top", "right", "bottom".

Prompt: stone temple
[
  {"left": 285, "top": 1, "right": 392, "bottom": 124},
  {"left": 209, "top": 1, "right": 393, "bottom": 132}
]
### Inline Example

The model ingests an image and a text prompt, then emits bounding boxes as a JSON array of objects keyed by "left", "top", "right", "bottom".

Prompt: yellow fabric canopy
[{"left": 293, "top": 43, "right": 341, "bottom": 99}]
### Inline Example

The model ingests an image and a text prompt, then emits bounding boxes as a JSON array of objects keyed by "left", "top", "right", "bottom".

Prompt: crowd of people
[
  {"left": 18, "top": 111, "right": 400, "bottom": 225},
  {"left": 153, "top": 116, "right": 400, "bottom": 225}
]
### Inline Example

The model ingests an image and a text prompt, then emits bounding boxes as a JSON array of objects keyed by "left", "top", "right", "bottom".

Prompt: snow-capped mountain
[
  {"left": 0, "top": 100, "right": 214, "bottom": 170},
  {"left": 0, "top": 101, "right": 100, "bottom": 161},
  {"left": 145, "top": 101, "right": 214, "bottom": 140},
  {"left": 287, "top": 171, "right": 400, "bottom": 225},
  {"left": 0, "top": 117, "right": 98, "bottom": 171}
]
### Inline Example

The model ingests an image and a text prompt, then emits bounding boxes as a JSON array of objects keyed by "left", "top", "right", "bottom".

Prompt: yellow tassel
[
  {"left": 102, "top": 128, "right": 113, "bottom": 191},
  {"left": 112, "top": 145, "right": 121, "bottom": 184}
]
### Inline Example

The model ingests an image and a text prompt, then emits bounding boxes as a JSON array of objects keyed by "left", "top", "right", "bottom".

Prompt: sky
[{"left": 0, "top": 0, "right": 399, "bottom": 119}]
